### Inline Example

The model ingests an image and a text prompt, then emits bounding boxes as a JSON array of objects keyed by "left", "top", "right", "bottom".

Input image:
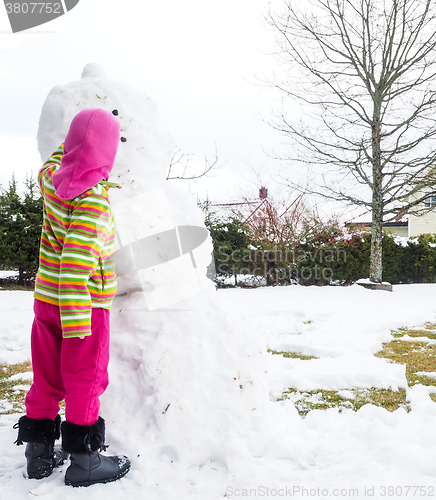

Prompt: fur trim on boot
[
  {"left": 61, "top": 417, "right": 130, "bottom": 487},
  {"left": 13, "top": 415, "right": 66, "bottom": 480},
  {"left": 14, "top": 415, "right": 61, "bottom": 445},
  {"left": 61, "top": 417, "right": 106, "bottom": 454}
]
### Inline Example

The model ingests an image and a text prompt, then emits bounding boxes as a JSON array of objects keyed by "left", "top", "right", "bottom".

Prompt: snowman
[{"left": 37, "top": 64, "right": 268, "bottom": 477}]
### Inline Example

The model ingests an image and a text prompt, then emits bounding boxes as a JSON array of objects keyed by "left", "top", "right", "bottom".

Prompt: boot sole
[
  {"left": 28, "top": 469, "right": 53, "bottom": 480},
  {"left": 65, "top": 464, "right": 130, "bottom": 487}
]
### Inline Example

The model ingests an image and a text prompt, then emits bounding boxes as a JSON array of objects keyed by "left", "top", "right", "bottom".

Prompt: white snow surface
[
  {"left": 0, "top": 271, "right": 18, "bottom": 279},
  {"left": 356, "top": 278, "right": 393, "bottom": 286},
  {"left": 0, "top": 291, "right": 33, "bottom": 365},
  {"left": 2, "top": 284, "right": 436, "bottom": 498}
]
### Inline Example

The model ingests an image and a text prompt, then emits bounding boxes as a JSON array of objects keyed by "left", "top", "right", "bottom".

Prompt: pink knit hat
[{"left": 53, "top": 108, "right": 120, "bottom": 200}]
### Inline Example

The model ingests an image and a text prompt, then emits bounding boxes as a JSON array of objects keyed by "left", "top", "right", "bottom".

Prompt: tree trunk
[
  {"left": 370, "top": 204, "right": 383, "bottom": 283},
  {"left": 18, "top": 267, "right": 24, "bottom": 286},
  {"left": 370, "top": 104, "right": 383, "bottom": 283}
]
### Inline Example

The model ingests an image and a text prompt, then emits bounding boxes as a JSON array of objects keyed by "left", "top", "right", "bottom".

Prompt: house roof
[{"left": 345, "top": 221, "right": 408, "bottom": 227}]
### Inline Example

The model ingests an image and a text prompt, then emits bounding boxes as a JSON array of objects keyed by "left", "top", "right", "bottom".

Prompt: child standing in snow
[{"left": 14, "top": 108, "right": 131, "bottom": 487}]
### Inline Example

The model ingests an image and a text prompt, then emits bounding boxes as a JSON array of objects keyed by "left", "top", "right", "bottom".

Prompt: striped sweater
[{"left": 34, "top": 145, "right": 118, "bottom": 338}]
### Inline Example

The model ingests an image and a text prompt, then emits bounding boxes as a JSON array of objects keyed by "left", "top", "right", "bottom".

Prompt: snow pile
[
  {"left": 0, "top": 291, "right": 32, "bottom": 364},
  {"left": 213, "top": 284, "right": 436, "bottom": 402},
  {"left": 107, "top": 291, "right": 269, "bottom": 467},
  {"left": 0, "top": 271, "right": 18, "bottom": 279},
  {"left": 393, "top": 235, "right": 410, "bottom": 247}
]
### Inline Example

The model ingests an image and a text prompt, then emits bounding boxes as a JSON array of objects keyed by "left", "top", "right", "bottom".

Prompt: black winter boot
[
  {"left": 61, "top": 417, "right": 130, "bottom": 487},
  {"left": 14, "top": 415, "right": 68, "bottom": 479}
]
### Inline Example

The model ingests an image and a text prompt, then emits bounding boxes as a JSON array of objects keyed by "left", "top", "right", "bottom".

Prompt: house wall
[
  {"left": 385, "top": 226, "right": 409, "bottom": 238},
  {"left": 347, "top": 224, "right": 408, "bottom": 237},
  {"left": 409, "top": 192, "right": 436, "bottom": 237}
]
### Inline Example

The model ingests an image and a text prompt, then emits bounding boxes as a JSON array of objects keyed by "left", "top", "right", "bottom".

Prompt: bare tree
[
  {"left": 166, "top": 146, "right": 222, "bottom": 181},
  {"left": 266, "top": 0, "right": 436, "bottom": 282}
]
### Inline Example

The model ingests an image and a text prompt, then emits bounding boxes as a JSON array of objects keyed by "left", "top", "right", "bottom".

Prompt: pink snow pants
[{"left": 25, "top": 299, "right": 110, "bottom": 426}]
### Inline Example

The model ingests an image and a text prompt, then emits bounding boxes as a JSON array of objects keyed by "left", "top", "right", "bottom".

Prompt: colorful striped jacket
[{"left": 34, "top": 145, "right": 118, "bottom": 338}]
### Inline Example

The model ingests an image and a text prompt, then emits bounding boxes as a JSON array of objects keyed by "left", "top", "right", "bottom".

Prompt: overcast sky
[{"left": 0, "top": 0, "right": 294, "bottom": 204}]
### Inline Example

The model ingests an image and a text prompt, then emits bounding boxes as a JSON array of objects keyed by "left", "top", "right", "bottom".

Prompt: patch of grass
[
  {"left": 361, "top": 388, "right": 409, "bottom": 412},
  {"left": 0, "top": 362, "right": 65, "bottom": 415},
  {"left": 375, "top": 339, "right": 436, "bottom": 387},
  {"left": 392, "top": 328, "right": 436, "bottom": 340},
  {"left": 407, "top": 373, "right": 436, "bottom": 387},
  {"left": 0, "top": 285, "right": 33, "bottom": 291},
  {"left": 273, "top": 322, "right": 436, "bottom": 416},
  {"left": 0, "top": 361, "right": 32, "bottom": 415},
  {"left": 268, "top": 349, "right": 317, "bottom": 361},
  {"left": 277, "top": 388, "right": 409, "bottom": 416},
  {"left": 391, "top": 326, "right": 409, "bottom": 337},
  {"left": 0, "top": 361, "right": 32, "bottom": 380}
]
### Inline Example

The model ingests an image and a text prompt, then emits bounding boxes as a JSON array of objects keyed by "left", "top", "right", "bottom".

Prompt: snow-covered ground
[
  {"left": 0, "top": 270, "right": 18, "bottom": 280},
  {"left": 2, "top": 284, "right": 436, "bottom": 499}
]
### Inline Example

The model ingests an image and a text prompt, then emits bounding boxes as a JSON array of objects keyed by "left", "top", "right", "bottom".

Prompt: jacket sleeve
[
  {"left": 59, "top": 193, "right": 112, "bottom": 338},
  {"left": 38, "top": 145, "right": 64, "bottom": 190}
]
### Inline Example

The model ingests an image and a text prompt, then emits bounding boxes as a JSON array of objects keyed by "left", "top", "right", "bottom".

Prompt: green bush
[
  {"left": 0, "top": 176, "right": 42, "bottom": 287},
  {"left": 200, "top": 200, "right": 254, "bottom": 286},
  {"left": 403, "top": 234, "right": 436, "bottom": 283},
  {"left": 287, "top": 232, "right": 436, "bottom": 285}
]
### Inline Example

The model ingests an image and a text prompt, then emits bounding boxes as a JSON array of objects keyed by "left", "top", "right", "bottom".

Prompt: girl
[{"left": 14, "top": 108, "right": 130, "bottom": 487}]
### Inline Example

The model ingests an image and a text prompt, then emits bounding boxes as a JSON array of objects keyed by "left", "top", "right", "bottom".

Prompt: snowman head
[
  {"left": 37, "top": 62, "right": 175, "bottom": 203},
  {"left": 37, "top": 64, "right": 215, "bottom": 309}
]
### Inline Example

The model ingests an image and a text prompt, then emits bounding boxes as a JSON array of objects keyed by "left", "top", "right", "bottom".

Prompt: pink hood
[{"left": 53, "top": 108, "right": 120, "bottom": 200}]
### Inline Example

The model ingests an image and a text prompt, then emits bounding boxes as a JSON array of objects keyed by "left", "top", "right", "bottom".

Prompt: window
[{"left": 424, "top": 192, "right": 436, "bottom": 208}]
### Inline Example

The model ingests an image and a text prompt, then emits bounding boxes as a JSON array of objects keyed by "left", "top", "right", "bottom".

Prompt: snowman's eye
[
  {"left": 112, "top": 109, "right": 119, "bottom": 116},
  {"left": 120, "top": 137, "right": 127, "bottom": 142}
]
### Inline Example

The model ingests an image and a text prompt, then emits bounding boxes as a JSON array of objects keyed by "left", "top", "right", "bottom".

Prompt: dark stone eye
[
  {"left": 120, "top": 137, "right": 127, "bottom": 142},
  {"left": 112, "top": 109, "right": 119, "bottom": 116}
]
